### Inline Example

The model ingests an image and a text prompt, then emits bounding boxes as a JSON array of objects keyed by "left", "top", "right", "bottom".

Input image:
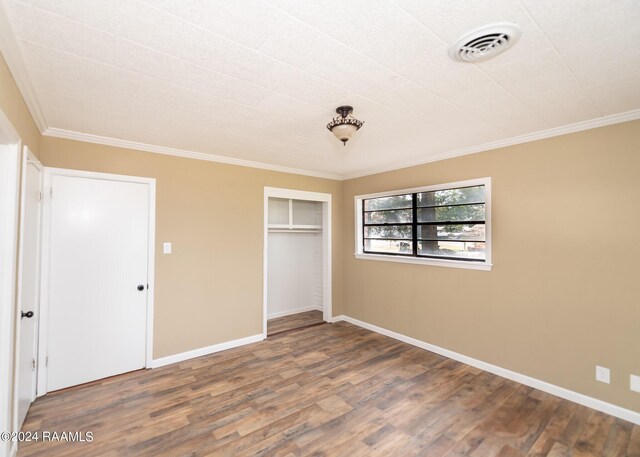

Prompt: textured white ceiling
[{"left": 2, "top": 0, "right": 640, "bottom": 178}]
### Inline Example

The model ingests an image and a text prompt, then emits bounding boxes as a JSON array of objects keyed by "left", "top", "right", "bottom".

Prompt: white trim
[
  {"left": 332, "top": 315, "right": 640, "bottom": 426},
  {"left": 353, "top": 253, "right": 492, "bottom": 271},
  {"left": 263, "top": 187, "right": 332, "bottom": 338},
  {"left": 37, "top": 167, "right": 156, "bottom": 396},
  {"left": 150, "top": 334, "right": 263, "bottom": 368},
  {"left": 263, "top": 192, "right": 269, "bottom": 338},
  {"left": 0, "top": 109, "right": 21, "bottom": 457},
  {"left": 13, "top": 146, "right": 42, "bottom": 432},
  {"left": 41, "top": 167, "right": 156, "bottom": 185},
  {"left": 0, "top": 1, "right": 47, "bottom": 132},
  {"left": 44, "top": 128, "right": 342, "bottom": 180},
  {"left": 354, "top": 177, "right": 491, "bottom": 270},
  {"left": 267, "top": 305, "right": 323, "bottom": 320},
  {"left": 341, "top": 108, "right": 640, "bottom": 179},
  {"left": 145, "top": 180, "right": 156, "bottom": 369},
  {"left": 35, "top": 170, "right": 52, "bottom": 397},
  {"left": 322, "top": 199, "right": 332, "bottom": 325},
  {"left": 263, "top": 187, "right": 334, "bottom": 202},
  {"left": 40, "top": 109, "right": 640, "bottom": 181}
]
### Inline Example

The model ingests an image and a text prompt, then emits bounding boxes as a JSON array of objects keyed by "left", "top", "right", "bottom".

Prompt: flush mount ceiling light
[
  {"left": 449, "top": 22, "right": 522, "bottom": 62},
  {"left": 326, "top": 106, "right": 364, "bottom": 145}
]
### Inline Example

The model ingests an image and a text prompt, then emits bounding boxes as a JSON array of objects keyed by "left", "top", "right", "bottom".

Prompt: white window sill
[{"left": 354, "top": 253, "right": 492, "bottom": 271}]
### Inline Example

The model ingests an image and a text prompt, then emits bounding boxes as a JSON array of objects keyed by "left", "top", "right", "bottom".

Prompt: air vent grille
[{"left": 450, "top": 23, "right": 521, "bottom": 62}]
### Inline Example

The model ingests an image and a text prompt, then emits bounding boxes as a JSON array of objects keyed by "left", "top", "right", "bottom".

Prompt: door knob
[
  {"left": 21, "top": 311, "right": 34, "bottom": 319},
  {"left": 137, "top": 285, "right": 145, "bottom": 291}
]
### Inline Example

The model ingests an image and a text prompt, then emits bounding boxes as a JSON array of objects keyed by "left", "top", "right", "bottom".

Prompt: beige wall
[
  {"left": 342, "top": 120, "right": 640, "bottom": 412},
  {"left": 0, "top": 53, "right": 39, "bottom": 156},
  {"left": 41, "top": 137, "right": 343, "bottom": 358}
]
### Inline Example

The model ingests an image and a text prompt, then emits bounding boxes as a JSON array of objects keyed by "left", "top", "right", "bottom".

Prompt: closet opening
[{"left": 263, "top": 188, "right": 332, "bottom": 338}]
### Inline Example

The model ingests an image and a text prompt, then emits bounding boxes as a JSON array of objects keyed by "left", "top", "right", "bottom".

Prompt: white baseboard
[
  {"left": 332, "top": 315, "right": 640, "bottom": 425},
  {"left": 150, "top": 333, "right": 264, "bottom": 368},
  {"left": 267, "top": 305, "right": 323, "bottom": 320}
]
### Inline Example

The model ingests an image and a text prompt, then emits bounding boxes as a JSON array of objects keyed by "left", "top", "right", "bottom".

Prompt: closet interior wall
[{"left": 267, "top": 198, "right": 323, "bottom": 319}]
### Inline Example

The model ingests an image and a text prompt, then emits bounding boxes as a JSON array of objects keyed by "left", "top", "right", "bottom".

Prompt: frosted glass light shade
[{"left": 330, "top": 123, "right": 358, "bottom": 143}]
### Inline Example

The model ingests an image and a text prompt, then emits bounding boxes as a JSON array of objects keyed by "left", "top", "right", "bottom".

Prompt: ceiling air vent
[{"left": 449, "top": 23, "right": 522, "bottom": 62}]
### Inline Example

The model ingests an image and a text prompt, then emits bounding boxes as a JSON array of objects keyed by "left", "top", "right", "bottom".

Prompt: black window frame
[{"left": 362, "top": 184, "right": 487, "bottom": 262}]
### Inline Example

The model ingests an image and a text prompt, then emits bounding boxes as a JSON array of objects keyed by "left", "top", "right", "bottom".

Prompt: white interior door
[
  {"left": 46, "top": 174, "right": 150, "bottom": 391},
  {"left": 0, "top": 120, "right": 21, "bottom": 457},
  {"left": 16, "top": 151, "right": 42, "bottom": 427}
]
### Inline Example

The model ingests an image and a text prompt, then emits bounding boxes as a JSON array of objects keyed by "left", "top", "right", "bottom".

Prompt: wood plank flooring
[
  {"left": 267, "top": 310, "right": 324, "bottom": 336},
  {"left": 19, "top": 322, "right": 639, "bottom": 456}
]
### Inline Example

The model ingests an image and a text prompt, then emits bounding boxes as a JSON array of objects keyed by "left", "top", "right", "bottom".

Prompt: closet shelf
[{"left": 268, "top": 224, "right": 322, "bottom": 233}]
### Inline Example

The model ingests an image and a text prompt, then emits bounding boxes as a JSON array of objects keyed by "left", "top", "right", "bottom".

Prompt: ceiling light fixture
[{"left": 326, "top": 106, "right": 364, "bottom": 145}]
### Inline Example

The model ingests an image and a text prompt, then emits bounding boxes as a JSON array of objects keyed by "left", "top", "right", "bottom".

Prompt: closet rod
[{"left": 268, "top": 229, "right": 321, "bottom": 234}]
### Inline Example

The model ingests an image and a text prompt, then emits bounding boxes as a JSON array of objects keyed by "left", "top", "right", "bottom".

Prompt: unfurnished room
[{"left": 0, "top": 1, "right": 639, "bottom": 456}]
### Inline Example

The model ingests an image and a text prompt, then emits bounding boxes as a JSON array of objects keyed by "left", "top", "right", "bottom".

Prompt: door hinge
[
  {"left": 45, "top": 356, "right": 48, "bottom": 367},
  {"left": 32, "top": 359, "right": 36, "bottom": 371},
  {"left": 50, "top": 187, "right": 53, "bottom": 199},
  {"left": 37, "top": 190, "right": 43, "bottom": 202}
]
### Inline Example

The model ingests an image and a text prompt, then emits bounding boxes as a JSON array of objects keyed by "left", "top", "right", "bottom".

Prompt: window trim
[{"left": 354, "top": 177, "right": 492, "bottom": 271}]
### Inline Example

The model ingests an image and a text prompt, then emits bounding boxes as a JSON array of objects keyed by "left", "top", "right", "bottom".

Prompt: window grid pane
[
  {"left": 417, "top": 204, "right": 485, "bottom": 223},
  {"left": 417, "top": 223, "right": 485, "bottom": 242},
  {"left": 364, "top": 239, "right": 413, "bottom": 255},
  {"left": 417, "top": 241, "right": 486, "bottom": 260},
  {"left": 364, "top": 225, "right": 412, "bottom": 239},
  {"left": 363, "top": 194, "right": 412, "bottom": 211},
  {"left": 364, "top": 209, "right": 412, "bottom": 224},
  {"left": 417, "top": 185, "right": 485, "bottom": 208},
  {"left": 363, "top": 184, "right": 486, "bottom": 262}
]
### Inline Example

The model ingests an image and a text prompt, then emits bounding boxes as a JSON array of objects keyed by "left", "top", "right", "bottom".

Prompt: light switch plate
[
  {"left": 163, "top": 242, "right": 172, "bottom": 254},
  {"left": 595, "top": 365, "right": 610, "bottom": 384},
  {"left": 631, "top": 375, "right": 640, "bottom": 393}
]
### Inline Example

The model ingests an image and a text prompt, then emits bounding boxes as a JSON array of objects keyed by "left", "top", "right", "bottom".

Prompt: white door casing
[
  {"left": 39, "top": 168, "right": 156, "bottom": 393},
  {"left": 15, "top": 147, "right": 42, "bottom": 428}
]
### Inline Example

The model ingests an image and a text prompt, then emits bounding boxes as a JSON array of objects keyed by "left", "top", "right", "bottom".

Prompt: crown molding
[
  {"left": 44, "top": 108, "right": 640, "bottom": 182},
  {"left": 0, "top": 0, "right": 47, "bottom": 132},
  {"left": 43, "top": 128, "right": 343, "bottom": 180},
  {"left": 340, "top": 108, "right": 640, "bottom": 180}
]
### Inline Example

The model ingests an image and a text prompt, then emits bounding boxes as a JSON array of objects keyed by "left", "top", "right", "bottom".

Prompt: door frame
[
  {"left": 13, "top": 146, "right": 42, "bottom": 428},
  {"left": 263, "top": 187, "right": 332, "bottom": 338},
  {"left": 0, "top": 109, "right": 22, "bottom": 457},
  {"left": 37, "top": 167, "right": 156, "bottom": 396}
]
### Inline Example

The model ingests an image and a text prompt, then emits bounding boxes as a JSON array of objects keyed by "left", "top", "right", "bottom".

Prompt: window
[{"left": 355, "top": 178, "right": 491, "bottom": 270}]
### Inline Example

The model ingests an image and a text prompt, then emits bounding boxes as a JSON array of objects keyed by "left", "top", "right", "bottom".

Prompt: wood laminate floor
[
  {"left": 267, "top": 310, "right": 324, "bottom": 336},
  {"left": 19, "top": 322, "right": 639, "bottom": 457}
]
